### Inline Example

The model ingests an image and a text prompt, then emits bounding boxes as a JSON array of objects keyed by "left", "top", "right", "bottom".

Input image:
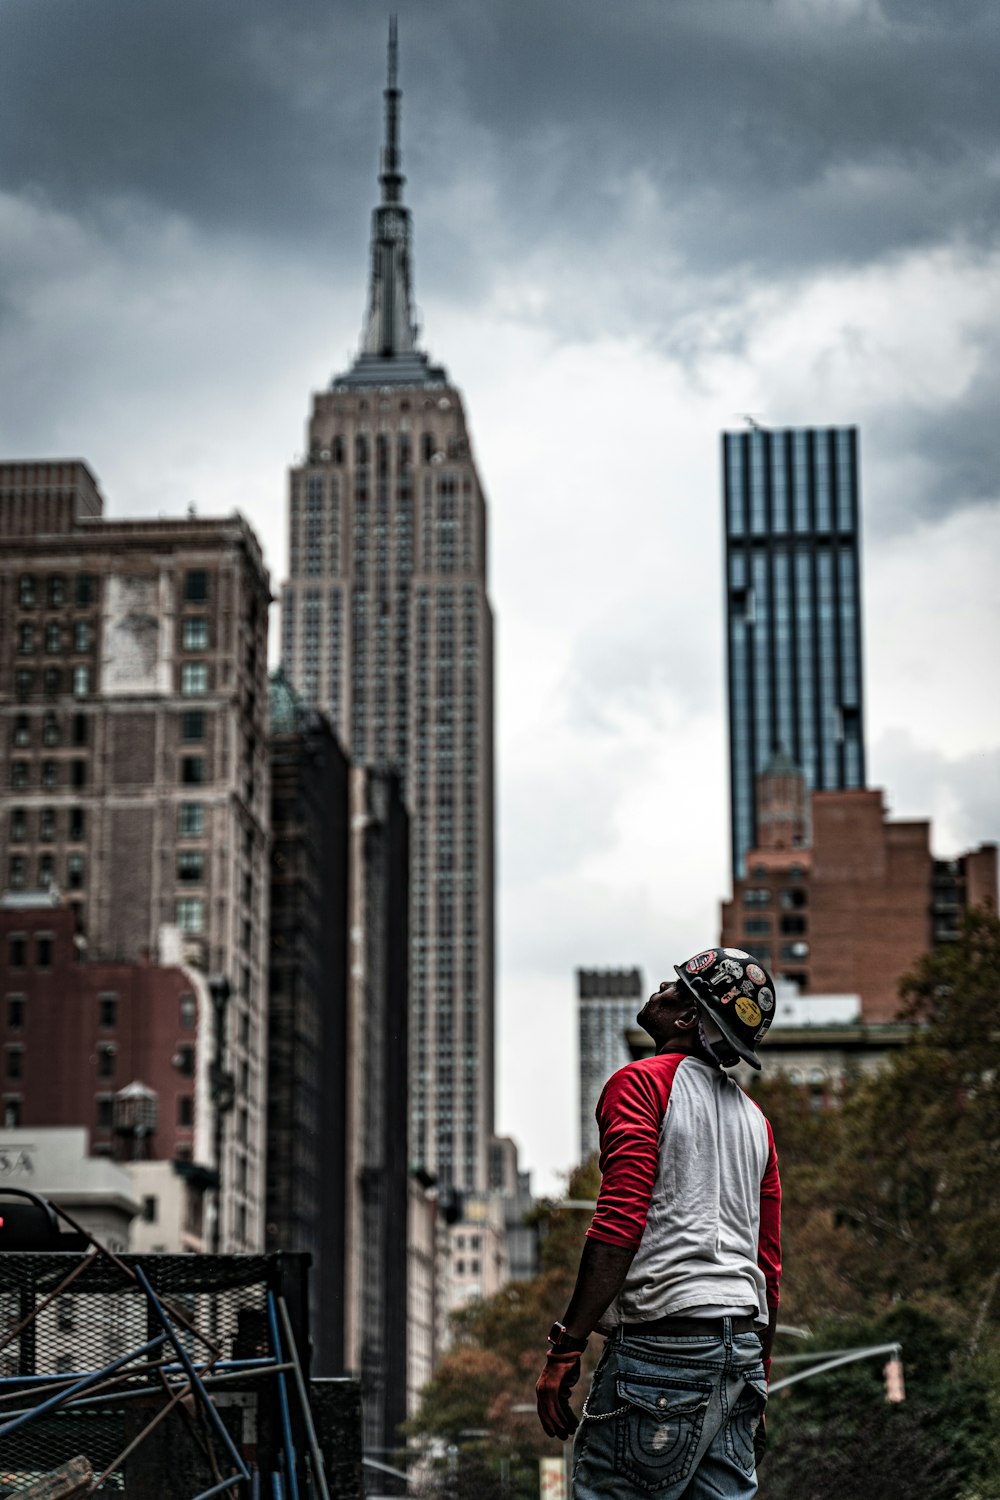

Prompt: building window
[
  {"left": 45, "top": 622, "right": 62, "bottom": 654},
  {"left": 184, "top": 571, "right": 208, "bottom": 603},
  {"left": 181, "top": 757, "right": 205, "bottom": 786},
  {"left": 178, "top": 803, "right": 204, "bottom": 838},
  {"left": 744, "top": 918, "right": 771, "bottom": 935},
  {"left": 15, "top": 669, "right": 33, "bottom": 699},
  {"left": 36, "top": 935, "right": 53, "bottom": 968},
  {"left": 10, "top": 808, "right": 27, "bottom": 843},
  {"left": 8, "top": 856, "right": 27, "bottom": 890},
  {"left": 39, "top": 807, "right": 56, "bottom": 842},
  {"left": 44, "top": 668, "right": 61, "bottom": 696},
  {"left": 181, "top": 663, "right": 208, "bottom": 696},
  {"left": 41, "top": 761, "right": 58, "bottom": 790},
  {"left": 19, "top": 575, "right": 36, "bottom": 608},
  {"left": 177, "top": 1096, "right": 193, "bottom": 1127},
  {"left": 76, "top": 574, "right": 94, "bottom": 606},
  {"left": 4, "top": 1098, "right": 22, "bottom": 1127},
  {"left": 13, "top": 714, "right": 30, "bottom": 747},
  {"left": 69, "top": 807, "right": 85, "bottom": 841},
  {"left": 177, "top": 850, "right": 204, "bottom": 884},
  {"left": 48, "top": 576, "right": 66, "bottom": 608},
  {"left": 72, "top": 713, "right": 88, "bottom": 746},
  {"left": 743, "top": 888, "right": 771, "bottom": 906},
  {"left": 42, "top": 712, "right": 59, "bottom": 746},
  {"left": 97, "top": 1044, "right": 116, "bottom": 1079},
  {"left": 6, "top": 1049, "right": 24, "bottom": 1081},
  {"left": 65, "top": 853, "right": 85, "bottom": 890},
  {"left": 72, "top": 666, "right": 91, "bottom": 698},
  {"left": 177, "top": 898, "right": 204, "bottom": 934},
  {"left": 74, "top": 621, "right": 92, "bottom": 653},
  {"left": 99, "top": 994, "right": 117, "bottom": 1029},
  {"left": 18, "top": 623, "right": 34, "bottom": 656},
  {"left": 8, "top": 936, "right": 27, "bottom": 969},
  {"left": 71, "top": 760, "right": 87, "bottom": 789},
  {"left": 176, "top": 1045, "right": 194, "bottom": 1078},
  {"left": 7, "top": 997, "right": 25, "bottom": 1031},
  {"left": 11, "top": 762, "right": 29, "bottom": 791},
  {"left": 95, "top": 1095, "right": 113, "bottom": 1127},
  {"left": 142, "top": 1196, "right": 158, "bottom": 1224},
  {"left": 38, "top": 854, "right": 55, "bottom": 888},
  {"left": 180, "top": 993, "right": 196, "bottom": 1029},
  {"left": 182, "top": 617, "right": 209, "bottom": 650},
  {"left": 182, "top": 710, "right": 205, "bottom": 741}
]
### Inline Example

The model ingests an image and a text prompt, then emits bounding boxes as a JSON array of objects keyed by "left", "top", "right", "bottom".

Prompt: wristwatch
[{"left": 547, "top": 1321, "right": 588, "bottom": 1355}]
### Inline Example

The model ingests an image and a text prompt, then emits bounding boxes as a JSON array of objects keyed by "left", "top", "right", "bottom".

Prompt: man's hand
[{"left": 535, "top": 1350, "right": 582, "bottom": 1440}]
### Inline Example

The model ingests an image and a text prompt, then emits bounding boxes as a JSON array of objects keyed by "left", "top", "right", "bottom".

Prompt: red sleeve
[
  {"left": 757, "top": 1116, "right": 781, "bottom": 1312},
  {"left": 586, "top": 1055, "right": 682, "bottom": 1250}
]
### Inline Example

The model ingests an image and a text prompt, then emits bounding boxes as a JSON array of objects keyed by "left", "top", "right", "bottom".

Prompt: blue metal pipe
[
  {"left": 0, "top": 1355, "right": 277, "bottom": 1389},
  {"left": 0, "top": 1332, "right": 167, "bottom": 1439},
  {"left": 266, "top": 1290, "right": 300, "bottom": 1500},
  {"left": 134, "top": 1265, "right": 251, "bottom": 1484},
  {"left": 191, "top": 1476, "right": 245, "bottom": 1500}
]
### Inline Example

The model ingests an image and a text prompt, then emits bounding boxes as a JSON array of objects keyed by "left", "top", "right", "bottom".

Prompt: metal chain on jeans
[{"left": 580, "top": 1393, "right": 629, "bottom": 1423}]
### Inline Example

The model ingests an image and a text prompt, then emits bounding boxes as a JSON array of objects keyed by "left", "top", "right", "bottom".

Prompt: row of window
[
  {"left": 13, "top": 666, "right": 92, "bottom": 699},
  {"left": 16, "top": 574, "right": 95, "bottom": 608},
  {"left": 8, "top": 852, "right": 85, "bottom": 890},
  {"left": 10, "top": 759, "right": 88, "bottom": 790},
  {"left": 17, "top": 620, "right": 93, "bottom": 654},
  {"left": 11, "top": 711, "right": 89, "bottom": 749},
  {"left": 10, "top": 806, "right": 86, "bottom": 842}
]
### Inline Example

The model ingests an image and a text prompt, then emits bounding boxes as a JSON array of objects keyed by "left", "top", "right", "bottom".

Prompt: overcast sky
[{"left": 3, "top": 0, "right": 999, "bottom": 1194}]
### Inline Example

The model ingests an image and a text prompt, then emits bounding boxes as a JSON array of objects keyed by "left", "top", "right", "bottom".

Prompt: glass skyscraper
[{"left": 723, "top": 425, "right": 866, "bottom": 879}]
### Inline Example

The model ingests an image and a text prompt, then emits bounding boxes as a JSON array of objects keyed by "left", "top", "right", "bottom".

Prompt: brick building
[
  {"left": 0, "top": 459, "right": 271, "bottom": 1248},
  {"left": 0, "top": 893, "right": 213, "bottom": 1249},
  {"left": 721, "top": 760, "right": 998, "bottom": 1020}
]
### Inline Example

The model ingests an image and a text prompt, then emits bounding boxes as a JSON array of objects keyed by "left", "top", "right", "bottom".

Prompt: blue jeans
[{"left": 572, "top": 1321, "right": 767, "bottom": 1499}]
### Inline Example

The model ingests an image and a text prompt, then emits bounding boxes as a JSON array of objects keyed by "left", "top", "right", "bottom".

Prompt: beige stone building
[
  {"left": 0, "top": 460, "right": 271, "bottom": 1249},
  {"left": 281, "top": 31, "right": 495, "bottom": 1193}
]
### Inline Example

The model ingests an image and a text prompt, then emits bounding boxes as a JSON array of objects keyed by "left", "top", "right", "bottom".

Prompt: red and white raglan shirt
[{"left": 588, "top": 1053, "right": 781, "bottom": 1366}]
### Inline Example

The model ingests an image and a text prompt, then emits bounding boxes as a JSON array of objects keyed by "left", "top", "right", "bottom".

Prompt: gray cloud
[{"left": 3, "top": 0, "right": 998, "bottom": 286}]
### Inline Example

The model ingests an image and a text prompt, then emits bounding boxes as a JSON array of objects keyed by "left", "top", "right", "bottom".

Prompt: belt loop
[{"left": 723, "top": 1315, "right": 733, "bottom": 1354}]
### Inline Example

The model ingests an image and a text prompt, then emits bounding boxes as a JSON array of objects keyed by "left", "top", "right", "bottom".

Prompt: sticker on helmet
[
  {"left": 757, "top": 987, "right": 774, "bottom": 1012},
  {"left": 685, "top": 950, "right": 717, "bottom": 974},
  {"left": 745, "top": 963, "right": 767, "bottom": 987},
  {"left": 754, "top": 1023, "right": 768, "bottom": 1042},
  {"left": 710, "top": 957, "right": 744, "bottom": 986},
  {"left": 735, "top": 995, "right": 762, "bottom": 1027},
  {"left": 719, "top": 985, "right": 741, "bottom": 1004}
]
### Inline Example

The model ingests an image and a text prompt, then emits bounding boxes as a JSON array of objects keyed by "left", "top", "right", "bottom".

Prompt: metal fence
[{"left": 0, "top": 1250, "right": 327, "bottom": 1498}]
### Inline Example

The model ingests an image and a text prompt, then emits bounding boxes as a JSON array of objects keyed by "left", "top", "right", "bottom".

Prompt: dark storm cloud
[{"left": 3, "top": 0, "right": 998, "bottom": 288}]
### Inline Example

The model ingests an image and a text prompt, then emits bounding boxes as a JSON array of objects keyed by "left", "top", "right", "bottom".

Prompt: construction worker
[{"left": 536, "top": 948, "right": 781, "bottom": 1499}]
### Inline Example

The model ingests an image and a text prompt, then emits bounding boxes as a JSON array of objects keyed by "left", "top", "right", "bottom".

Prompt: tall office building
[
  {"left": 0, "top": 460, "right": 271, "bottom": 1249},
  {"left": 281, "top": 27, "right": 495, "bottom": 1190},
  {"left": 577, "top": 968, "right": 645, "bottom": 1160},
  {"left": 723, "top": 426, "right": 866, "bottom": 879}
]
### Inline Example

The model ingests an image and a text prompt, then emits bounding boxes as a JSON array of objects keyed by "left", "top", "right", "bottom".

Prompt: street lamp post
[{"left": 208, "top": 974, "right": 235, "bottom": 1254}]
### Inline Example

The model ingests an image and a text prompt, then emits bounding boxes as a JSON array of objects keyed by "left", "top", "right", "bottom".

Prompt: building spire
[
  {"left": 380, "top": 17, "right": 404, "bottom": 207},
  {"left": 358, "top": 17, "right": 417, "bottom": 359},
  {"left": 336, "top": 20, "right": 447, "bottom": 387}
]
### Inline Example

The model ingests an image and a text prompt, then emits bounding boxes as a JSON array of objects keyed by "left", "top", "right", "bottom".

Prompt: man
[{"left": 536, "top": 947, "right": 781, "bottom": 1499}]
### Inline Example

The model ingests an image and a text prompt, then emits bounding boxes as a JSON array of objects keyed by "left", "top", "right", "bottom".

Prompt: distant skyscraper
[
  {"left": 281, "top": 25, "right": 495, "bottom": 1191},
  {"left": 723, "top": 426, "right": 866, "bottom": 879},
  {"left": 577, "top": 968, "right": 644, "bottom": 1161}
]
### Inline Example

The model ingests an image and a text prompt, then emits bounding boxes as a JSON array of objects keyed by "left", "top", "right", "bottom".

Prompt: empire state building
[{"left": 281, "top": 24, "right": 495, "bottom": 1192}]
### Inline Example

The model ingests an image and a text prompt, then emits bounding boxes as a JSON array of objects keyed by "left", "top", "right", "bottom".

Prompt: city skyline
[{"left": 1, "top": 2, "right": 998, "bottom": 1192}]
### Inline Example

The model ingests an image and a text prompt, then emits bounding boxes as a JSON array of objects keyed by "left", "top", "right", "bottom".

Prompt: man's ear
[{"left": 675, "top": 1008, "right": 699, "bottom": 1030}]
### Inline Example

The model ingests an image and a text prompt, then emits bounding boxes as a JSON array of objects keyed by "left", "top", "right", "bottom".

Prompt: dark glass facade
[{"left": 723, "top": 426, "right": 866, "bottom": 878}]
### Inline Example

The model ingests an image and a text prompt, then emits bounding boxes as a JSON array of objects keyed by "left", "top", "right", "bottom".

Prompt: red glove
[{"left": 536, "top": 1348, "right": 584, "bottom": 1440}]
